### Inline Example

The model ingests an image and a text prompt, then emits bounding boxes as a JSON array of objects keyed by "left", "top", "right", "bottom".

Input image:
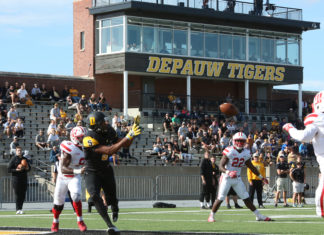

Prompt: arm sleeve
[
  {"left": 260, "top": 164, "right": 266, "bottom": 178},
  {"left": 289, "top": 124, "right": 318, "bottom": 142},
  {"left": 7, "top": 156, "right": 16, "bottom": 173}
]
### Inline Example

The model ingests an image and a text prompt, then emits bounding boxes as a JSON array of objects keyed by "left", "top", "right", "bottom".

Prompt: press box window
[{"left": 80, "top": 31, "right": 85, "bottom": 51}]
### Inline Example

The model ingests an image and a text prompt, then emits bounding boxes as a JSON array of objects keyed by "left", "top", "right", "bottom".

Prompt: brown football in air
[{"left": 219, "top": 103, "right": 239, "bottom": 117}]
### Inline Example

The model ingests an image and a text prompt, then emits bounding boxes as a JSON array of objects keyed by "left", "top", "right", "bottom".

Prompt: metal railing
[
  {"left": 0, "top": 174, "right": 317, "bottom": 204},
  {"left": 92, "top": 0, "right": 302, "bottom": 21},
  {"left": 130, "top": 91, "right": 293, "bottom": 115}
]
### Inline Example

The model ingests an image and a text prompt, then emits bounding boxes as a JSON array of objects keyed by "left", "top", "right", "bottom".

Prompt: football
[
  {"left": 21, "top": 159, "right": 28, "bottom": 167},
  {"left": 219, "top": 103, "right": 239, "bottom": 117}
]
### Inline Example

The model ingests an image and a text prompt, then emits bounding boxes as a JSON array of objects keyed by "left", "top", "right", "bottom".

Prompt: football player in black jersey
[{"left": 83, "top": 111, "right": 140, "bottom": 234}]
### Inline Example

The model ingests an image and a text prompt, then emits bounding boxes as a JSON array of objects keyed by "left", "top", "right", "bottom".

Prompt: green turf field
[{"left": 0, "top": 205, "right": 324, "bottom": 234}]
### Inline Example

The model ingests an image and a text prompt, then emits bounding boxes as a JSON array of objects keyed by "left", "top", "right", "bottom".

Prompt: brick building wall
[{"left": 73, "top": 0, "right": 94, "bottom": 77}]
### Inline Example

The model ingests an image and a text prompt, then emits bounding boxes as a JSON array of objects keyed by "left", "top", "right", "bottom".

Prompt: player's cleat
[
  {"left": 201, "top": 205, "right": 207, "bottom": 209},
  {"left": 207, "top": 214, "right": 215, "bottom": 222},
  {"left": 227, "top": 204, "right": 231, "bottom": 209},
  {"left": 256, "top": 216, "right": 273, "bottom": 221},
  {"left": 112, "top": 211, "right": 118, "bottom": 222},
  {"left": 234, "top": 204, "right": 243, "bottom": 209},
  {"left": 51, "top": 222, "right": 59, "bottom": 232},
  {"left": 107, "top": 226, "right": 120, "bottom": 235},
  {"left": 77, "top": 220, "right": 87, "bottom": 232}
]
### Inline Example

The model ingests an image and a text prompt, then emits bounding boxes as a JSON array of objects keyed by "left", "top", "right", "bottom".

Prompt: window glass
[
  {"left": 111, "top": 17, "right": 123, "bottom": 26},
  {"left": 287, "top": 38, "right": 299, "bottom": 65},
  {"left": 127, "top": 25, "right": 141, "bottom": 52},
  {"left": 158, "top": 27, "right": 172, "bottom": 54},
  {"left": 261, "top": 38, "right": 274, "bottom": 63},
  {"left": 111, "top": 26, "right": 123, "bottom": 52},
  {"left": 101, "top": 27, "right": 111, "bottom": 54},
  {"left": 80, "top": 32, "right": 85, "bottom": 50},
  {"left": 173, "top": 29, "right": 188, "bottom": 55},
  {"left": 191, "top": 31, "right": 203, "bottom": 57},
  {"left": 143, "top": 26, "right": 156, "bottom": 53},
  {"left": 95, "top": 26, "right": 100, "bottom": 54},
  {"left": 102, "top": 19, "right": 110, "bottom": 27},
  {"left": 219, "top": 34, "right": 232, "bottom": 59},
  {"left": 249, "top": 36, "right": 260, "bottom": 62},
  {"left": 233, "top": 35, "right": 246, "bottom": 60},
  {"left": 204, "top": 32, "right": 218, "bottom": 58},
  {"left": 275, "top": 39, "right": 286, "bottom": 64}
]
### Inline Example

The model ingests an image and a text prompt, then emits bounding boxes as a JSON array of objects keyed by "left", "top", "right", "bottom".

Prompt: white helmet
[
  {"left": 70, "top": 126, "right": 87, "bottom": 146},
  {"left": 232, "top": 132, "right": 247, "bottom": 150},
  {"left": 313, "top": 91, "right": 324, "bottom": 113}
]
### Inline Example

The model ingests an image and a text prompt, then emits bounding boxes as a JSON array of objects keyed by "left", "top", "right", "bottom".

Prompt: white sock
[
  {"left": 77, "top": 216, "right": 83, "bottom": 222},
  {"left": 200, "top": 202, "right": 204, "bottom": 207},
  {"left": 253, "top": 209, "right": 261, "bottom": 217},
  {"left": 53, "top": 218, "right": 59, "bottom": 223}
]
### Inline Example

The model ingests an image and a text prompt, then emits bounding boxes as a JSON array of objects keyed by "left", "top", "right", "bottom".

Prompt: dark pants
[
  {"left": 12, "top": 177, "right": 28, "bottom": 211},
  {"left": 200, "top": 182, "right": 217, "bottom": 204},
  {"left": 85, "top": 165, "right": 118, "bottom": 227},
  {"left": 249, "top": 180, "right": 263, "bottom": 206}
]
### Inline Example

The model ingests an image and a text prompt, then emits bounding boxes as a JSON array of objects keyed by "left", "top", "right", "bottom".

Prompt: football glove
[
  {"left": 283, "top": 123, "right": 294, "bottom": 133},
  {"left": 262, "top": 177, "right": 269, "bottom": 185},
  {"left": 134, "top": 115, "right": 141, "bottom": 126},
  {"left": 126, "top": 124, "right": 141, "bottom": 140},
  {"left": 227, "top": 170, "right": 237, "bottom": 178}
]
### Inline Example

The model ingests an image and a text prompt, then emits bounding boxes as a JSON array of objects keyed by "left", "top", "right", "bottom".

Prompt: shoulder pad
[
  {"left": 60, "top": 141, "right": 73, "bottom": 154},
  {"left": 304, "top": 113, "right": 318, "bottom": 126},
  {"left": 83, "top": 136, "right": 99, "bottom": 148},
  {"left": 222, "top": 146, "right": 233, "bottom": 156}
]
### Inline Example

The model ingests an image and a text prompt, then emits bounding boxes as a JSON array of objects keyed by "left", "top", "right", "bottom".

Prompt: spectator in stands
[
  {"left": 299, "top": 142, "right": 308, "bottom": 158},
  {"left": 186, "top": 126, "right": 196, "bottom": 150},
  {"left": 178, "top": 122, "right": 188, "bottom": 143},
  {"left": 65, "top": 118, "right": 75, "bottom": 135},
  {"left": 180, "top": 141, "right": 192, "bottom": 163},
  {"left": 10, "top": 136, "right": 19, "bottom": 156},
  {"left": 49, "top": 86, "right": 61, "bottom": 102},
  {"left": 49, "top": 145, "right": 60, "bottom": 183},
  {"left": 49, "top": 103, "right": 61, "bottom": 122},
  {"left": 17, "top": 84, "right": 29, "bottom": 104},
  {"left": 40, "top": 84, "right": 50, "bottom": 100},
  {"left": 73, "top": 112, "right": 83, "bottom": 124},
  {"left": 56, "top": 120, "right": 66, "bottom": 137},
  {"left": 97, "top": 92, "right": 110, "bottom": 112},
  {"left": 3, "top": 118, "right": 15, "bottom": 138},
  {"left": 171, "top": 114, "right": 181, "bottom": 133},
  {"left": 0, "top": 99, "right": 7, "bottom": 117},
  {"left": 0, "top": 81, "right": 10, "bottom": 100},
  {"left": 242, "top": 122, "right": 249, "bottom": 136},
  {"left": 23, "top": 150, "right": 32, "bottom": 164},
  {"left": 79, "top": 95, "right": 90, "bottom": 113},
  {"left": 172, "top": 139, "right": 181, "bottom": 163},
  {"left": 163, "top": 113, "right": 172, "bottom": 133},
  {"left": 287, "top": 145, "right": 299, "bottom": 166},
  {"left": 47, "top": 128, "right": 59, "bottom": 148},
  {"left": 7, "top": 105, "right": 18, "bottom": 122},
  {"left": 209, "top": 120, "right": 219, "bottom": 136},
  {"left": 274, "top": 155, "right": 290, "bottom": 207},
  {"left": 62, "top": 85, "right": 69, "bottom": 101},
  {"left": 151, "top": 136, "right": 163, "bottom": 155},
  {"left": 220, "top": 132, "right": 230, "bottom": 150},
  {"left": 69, "top": 86, "right": 80, "bottom": 103},
  {"left": 88, "top": 93, "right": 98, "bottom": 111},
  {"left": 31, "top": 83, "right": 41, "bottom": 100},
  {"left": 14, "top": 82, "right": 20, "bottom": 91},
  {"left": 66, "top": 95, "right": 80, "bottom": 112},
  {"left": 13, "top": 118, "right": 24, "bottom": 138},
  {"left": 35, "top": 129, "right": 48, "bottom": 150},
  {"left": 76, "top": 120, "right": 83, "bottom": 127},
  {"left": 160, "top": 143, "right": 173, "bottom": 165},
  {"left": 59, "top": 108, "right": 67, "bottom": 122},
  {"left": 111, "top": 113, "right": 120, "bottom": 130},
  {"left": 6, "top": 85, "right": 18, "bottom": 105},
  {"left": 47, "top": 119, "right": 57, "bottom": 135}
]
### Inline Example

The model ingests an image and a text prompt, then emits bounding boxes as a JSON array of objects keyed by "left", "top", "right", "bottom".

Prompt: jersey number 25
[{"left": 232, "top": 158, "right": 244, "bottom": 167}]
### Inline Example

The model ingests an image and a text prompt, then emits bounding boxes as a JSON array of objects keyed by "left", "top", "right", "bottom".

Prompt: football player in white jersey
[
  {"left": 283, "top": 90, "right": 324, "bottom": 217},
  {"left": 51, "top": 126, "right": 87, "bottom": 232},
  {"left": 208, "top": 132, "right": 272, "bottom": 222}
]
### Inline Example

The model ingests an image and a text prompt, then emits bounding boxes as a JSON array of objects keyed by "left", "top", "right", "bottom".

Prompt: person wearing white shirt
[
  {"left": 47, "top": 119, "right": 57, "bottom": 135},
  {"left": 17, "top": 85, "right": 28, "bottom": 103}
]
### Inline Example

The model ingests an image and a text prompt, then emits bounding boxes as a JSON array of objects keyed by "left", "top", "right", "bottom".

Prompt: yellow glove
[
  {"left": 126, "top": 124, "right": 141, "bottom": 140},
  {"left": 134, "top": 115, "right": 141, "bottom": 126}
]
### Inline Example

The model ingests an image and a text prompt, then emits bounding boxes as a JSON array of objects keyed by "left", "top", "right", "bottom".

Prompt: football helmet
[
  {"left": 86, "top": 111, "right": 108, "bottom": 134},
  {"left": 70, "top": 126, "right": 87, "bottom": 146},
  {"left": 312, "top": 90, "right": 324, "bottom": 113},
  {"left": 232, "top": 132, "right": 247, "bottom": 150}
]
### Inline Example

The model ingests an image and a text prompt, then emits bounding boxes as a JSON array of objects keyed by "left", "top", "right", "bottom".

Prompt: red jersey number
[
  {"left": 232, "top": 158, "right": 244, "bottom": 167},
  {"left": 79, "top": 158, "right": 85, "bottom": 165}
]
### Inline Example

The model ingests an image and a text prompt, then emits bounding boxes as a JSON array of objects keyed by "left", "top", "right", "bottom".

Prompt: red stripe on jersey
[
  {"left": 307, "top": 113, "right": 318, "bottom": 118},
  {"left": 61, "top": 143, "right": 72, "bottom": 153},
  {"left": 304, "top": 120, "right": 314, "bottom": 126},
  {"left": 321, "top": 184, "right": 324, "bottom": 217}
]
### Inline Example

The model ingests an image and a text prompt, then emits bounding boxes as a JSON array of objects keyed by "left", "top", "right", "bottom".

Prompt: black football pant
[
  {"left": 200, "top": 183, "right": 216, "bottom": 205},
  {"left": 85, "top": 165, "right": 118, "bottom": 228},
  {"left": 12, "top": 177, "right": 28, "bottom": 211},
  {"left": 249, "top": 180, "right": 263, "bottom": 206}
]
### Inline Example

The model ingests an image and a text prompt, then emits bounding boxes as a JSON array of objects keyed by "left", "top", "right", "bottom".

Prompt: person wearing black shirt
[
  {"left": 7, "top": 146, "right": 31, "bottom": 214},
  {"left": 83, "top": 112, "right": 140, "bottom": 234},
  {"left": 180, "top": 141, "right": 192, "bottom": 163},
  {"left": 274, "top": 155, "right": 290, "bottom": 207},
  {"left": 290, "top": 162, "right": 305, "bottom": 207},
  {"left": 163, "top": 113, "right": 172, "bottom": 133},
  {"left": 199, "top": 152, "right": 217, "bottom": 209}
]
